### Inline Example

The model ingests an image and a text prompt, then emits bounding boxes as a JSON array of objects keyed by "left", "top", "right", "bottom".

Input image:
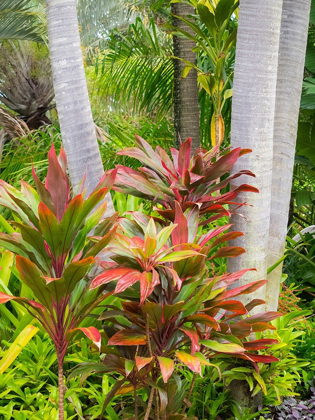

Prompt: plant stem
[
  {"left": 155, "top": 390, "right": 159, "bottom": 420},
  {"left": 181, "top": 373, "right": 197, "bottom": 414},
  {"left": 134, "top": 386, "right": 138, "bottom": 420},
  {"left": 145, "top": 313, "right": 153, "bottom": 357},
  {"left": 144, "top": 387, "right": 155, "bottom": 420},
  {"left": 58, "top": 358, "right": 65, "bottom": 420}
]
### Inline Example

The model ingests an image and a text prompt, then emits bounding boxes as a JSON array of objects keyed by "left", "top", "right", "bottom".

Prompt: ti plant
[
  {"left": 81, "top": 203, "right": 281, "bottom": 419},
  {"left": 169, "top": 0, "right": 238, "bottom": 147},
  {"left": 114, "top": 135, "right": 258, "bottom": 223},
  {"left": 0, "top": 145, "right": 118, "bottom": 420}
]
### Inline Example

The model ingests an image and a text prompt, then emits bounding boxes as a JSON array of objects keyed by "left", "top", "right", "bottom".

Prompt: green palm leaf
[
  {"left": 97, "top": 17, "right": 173, "bottom": 116},
  {"left": 0, "top": 0, "right": 46, "bottom": 43}
]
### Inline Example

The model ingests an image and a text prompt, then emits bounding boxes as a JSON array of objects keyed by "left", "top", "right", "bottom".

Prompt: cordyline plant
[
  {"left": 73, "top": 203, "right": 281, "bottom": 419},
  {"left": 113, "top": 135, "right": 259, "bottom": 223},
  {"left": 0, "top": 145, "right": 118, "bottom": 420}
]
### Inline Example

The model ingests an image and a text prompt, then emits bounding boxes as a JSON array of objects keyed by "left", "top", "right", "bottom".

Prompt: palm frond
[
  {"left": 0, "top": 0, "right": 46, "bottom": 43},
  {"left": 77, "top": 0, "right": 136, "bottom": 47},
  {"left": 97, "top": 17, "right": 173, "bottom": 117}
]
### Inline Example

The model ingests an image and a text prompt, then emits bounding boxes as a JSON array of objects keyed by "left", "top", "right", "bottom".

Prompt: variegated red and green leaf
[
  {"left": 108, "top": 329, "right": 146, "bottom": 346},
  {"left": 157, "top": 356, "right": 174, "bottom": 383}
]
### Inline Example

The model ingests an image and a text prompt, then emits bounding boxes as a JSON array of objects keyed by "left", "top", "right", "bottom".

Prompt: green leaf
[
  {"left": 38, "top": 202, "right": 61, "bottom": 258},
  {"left": 156, "top": 225, "right": 177, "bottom": 252},
  {"left": 200, "top": 339, "right": 245, "bottom": 353},
  {"left": 15, "top": 256, "right": 51, "bottom": 307},
  {"left": 125, "top": 359, "right": 135, "bottom": 376},
  {"left": 60, "top": 195, "right": 84, "bottom": 254},
  {"left": 0, "top": 251, "right": 13, "bottom": 287},
  {"left": 0, "top": 325, "right": 39, "bottom": 373},
  {"left": 197, "top": 2, "right": 217, "bottom": 37},
  {"left": 215, "top": 0, "right": 237, "bottom": 27},
  {"left": 306, "top": 43, "right": 315, "bottom": 73},
  {"left": 158, "top": 250, "right": 200, "bottom": 263}
]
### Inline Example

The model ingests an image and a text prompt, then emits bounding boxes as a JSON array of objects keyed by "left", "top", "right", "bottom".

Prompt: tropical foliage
[
  {"left": 2, "top": 0, "right": 315, "bottom": 419},
  {"left": 0, "top": 145, "right": 118, "bottom": 416}
]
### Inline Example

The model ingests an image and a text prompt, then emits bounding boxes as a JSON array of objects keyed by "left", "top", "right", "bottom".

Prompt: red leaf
[
  {"left": 140, "top": 269, "right": 160, "bottom": 304},
  {"left": 108, "top": 329, "right": 147, "bottom": 346},
  {"left": 211, "top": 232, "right": 244, "bottom": 248},
  {"left": 245, "top": 312, "right": 282, "bottom": 324},
  {"left": 251, "top": 323, "right": 277, "bottom": 332},
  {"left": 234, "top": 184, "right": 259, "bottom": 194},
  {"left": 91, "top": 268, "right": 140, "bottom": 289},
  {"left": 211, "top": 300, "right": 247, "bottom": 315},
  {"left": 219, "top": 280, "right": 267, "bottom": 300},
  {"left": 210, "top": 246, "right": 245, "bottom": 259},
  {"left": 198, "top": 225, "right": 231, "bottom": 247},
  {"left": 243, "top": 339, "right": 278, "bottom": 351},
  {"left": 0, "top": 292, "right": 16, "bottom": 304},
  {"left": 93, "top": 168, "right": 117, "bottom": 194},
  {"left": 135, "top": 356, "right": 153, "bottom": 371},
  {"left": 45, "top": 144, "right": 70, "bottom": 221},
  {"left": 245, "top": 299, "right": 266, "bottom": 312},
  {"left": 178, "top": 138, "right": 192, "bottom": 177},
  {"left": 157, "top": 356, "right": 174, "bottom": 383},
  {"left": 115, "top": 271, "right": 141, "bottom": 294},
  {"left": 171, "top": 202, "right": 188, "bottom": 246},
  {"left": 185, "top": 314, "right": 219, "bottom": 330},
  {"left": 230, "top": 321, "right": 252, "bottom": 337},
  {"left": 73, "top": 327, "right": 101, "bottom": 350},
  {"left": 205, "top": 148, "right": 242, "bottom": 181},
  {"left": 176, "top": 351, "right": 201, "bottom": 375},
  {"left": 240, "top": 354, "right": 279, "bottom": 363},
  {"left": 180, "top": 326, "right": 200, "bottom": 354},
  {"left": 213, "top": 269, "right": 257, "bottom": 290}
]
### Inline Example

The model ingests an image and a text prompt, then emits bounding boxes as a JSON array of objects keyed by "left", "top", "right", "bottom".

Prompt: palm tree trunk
[
  {"left": 266, "top": 0, "right": 311, "bottom": 311},
  {"left": 45, "top": 0, "right": 114, "bottom": 214},
  {"left": 227, "top": 0, "right": 283, "bottom": 307},
  {"left": 58, "top": 358, "right": 64, "bottom": 420},
  {"left": 171, "top": 4, "right": 200, "bottom": 151}
]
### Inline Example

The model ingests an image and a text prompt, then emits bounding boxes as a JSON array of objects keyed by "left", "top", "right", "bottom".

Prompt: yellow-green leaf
[{"left": 0, "top": 325, "right": 39, "bottom": 373}]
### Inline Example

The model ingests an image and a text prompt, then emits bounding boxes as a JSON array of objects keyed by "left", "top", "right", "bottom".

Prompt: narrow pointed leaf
[{"left": 108, "top": 329, "right": 146, "bottom": 346}]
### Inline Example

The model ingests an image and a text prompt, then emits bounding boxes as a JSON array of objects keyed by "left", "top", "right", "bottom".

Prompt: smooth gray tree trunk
[
  {"left": 266, "top": 0, "right": 311, "bottom": 311},
  {"left": 171, "top": 4, "right": 200, "bottom": 151},
  {"left": 45, "top": 0, "right": 114, "bottom": 214},
  {"left": 227, "top": 0, "right": 283, "bottom": 307}
]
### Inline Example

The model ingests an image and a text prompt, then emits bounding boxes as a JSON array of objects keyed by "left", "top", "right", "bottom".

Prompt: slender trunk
[
  {"left": 215, "top": 114, "right": 220, "bottom": 148},
  {"left": 155, "top": 391, "right": 159, "bottom": 419},
  {"left": 266, "top": 0, "right": 311, "bottom": 311},
  {"left": 45, "top": 0, "right": 114, "bottom": 214},
  {"left": 227, "top": 0, "right": 283, "bottom": 307},
  {"left": 171, "top": 4, "right": 200, "bottom": 151},
  {"left": 134, "top": 386, "right": 138, "bottom": 420},
  {"left": 182, "top": 372, "right": 196, "bottom": 414},
  {"left": 144, "top": 387, "right": 155, "bottom": 420},
  {"left": 58, "top": 358, "right": 64, "bottom": 420}
]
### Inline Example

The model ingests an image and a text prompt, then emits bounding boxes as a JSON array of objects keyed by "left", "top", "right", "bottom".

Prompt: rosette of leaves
[
  {"left": 0, "top": 145, "right": 118, "bottom": 420},
  {"left": 113, "top": 136, "right": 258, "bottom": 223},
  {"left": 82, "top": 204, "right": 281, "bottom": 419}
]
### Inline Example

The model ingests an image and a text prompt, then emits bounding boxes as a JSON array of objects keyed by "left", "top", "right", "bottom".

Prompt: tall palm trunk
[
  {"left": 266, "top": 0, "right": 311, "bottom": 311},
  {"left": 171, "top": 4, "right": 200, "bottom": 151},
  {"left": 45, "top": 0, "right": 114, "bottom": 214},
  {"left": 227, "top": 0, "right": 283, "bottom": 307}
]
